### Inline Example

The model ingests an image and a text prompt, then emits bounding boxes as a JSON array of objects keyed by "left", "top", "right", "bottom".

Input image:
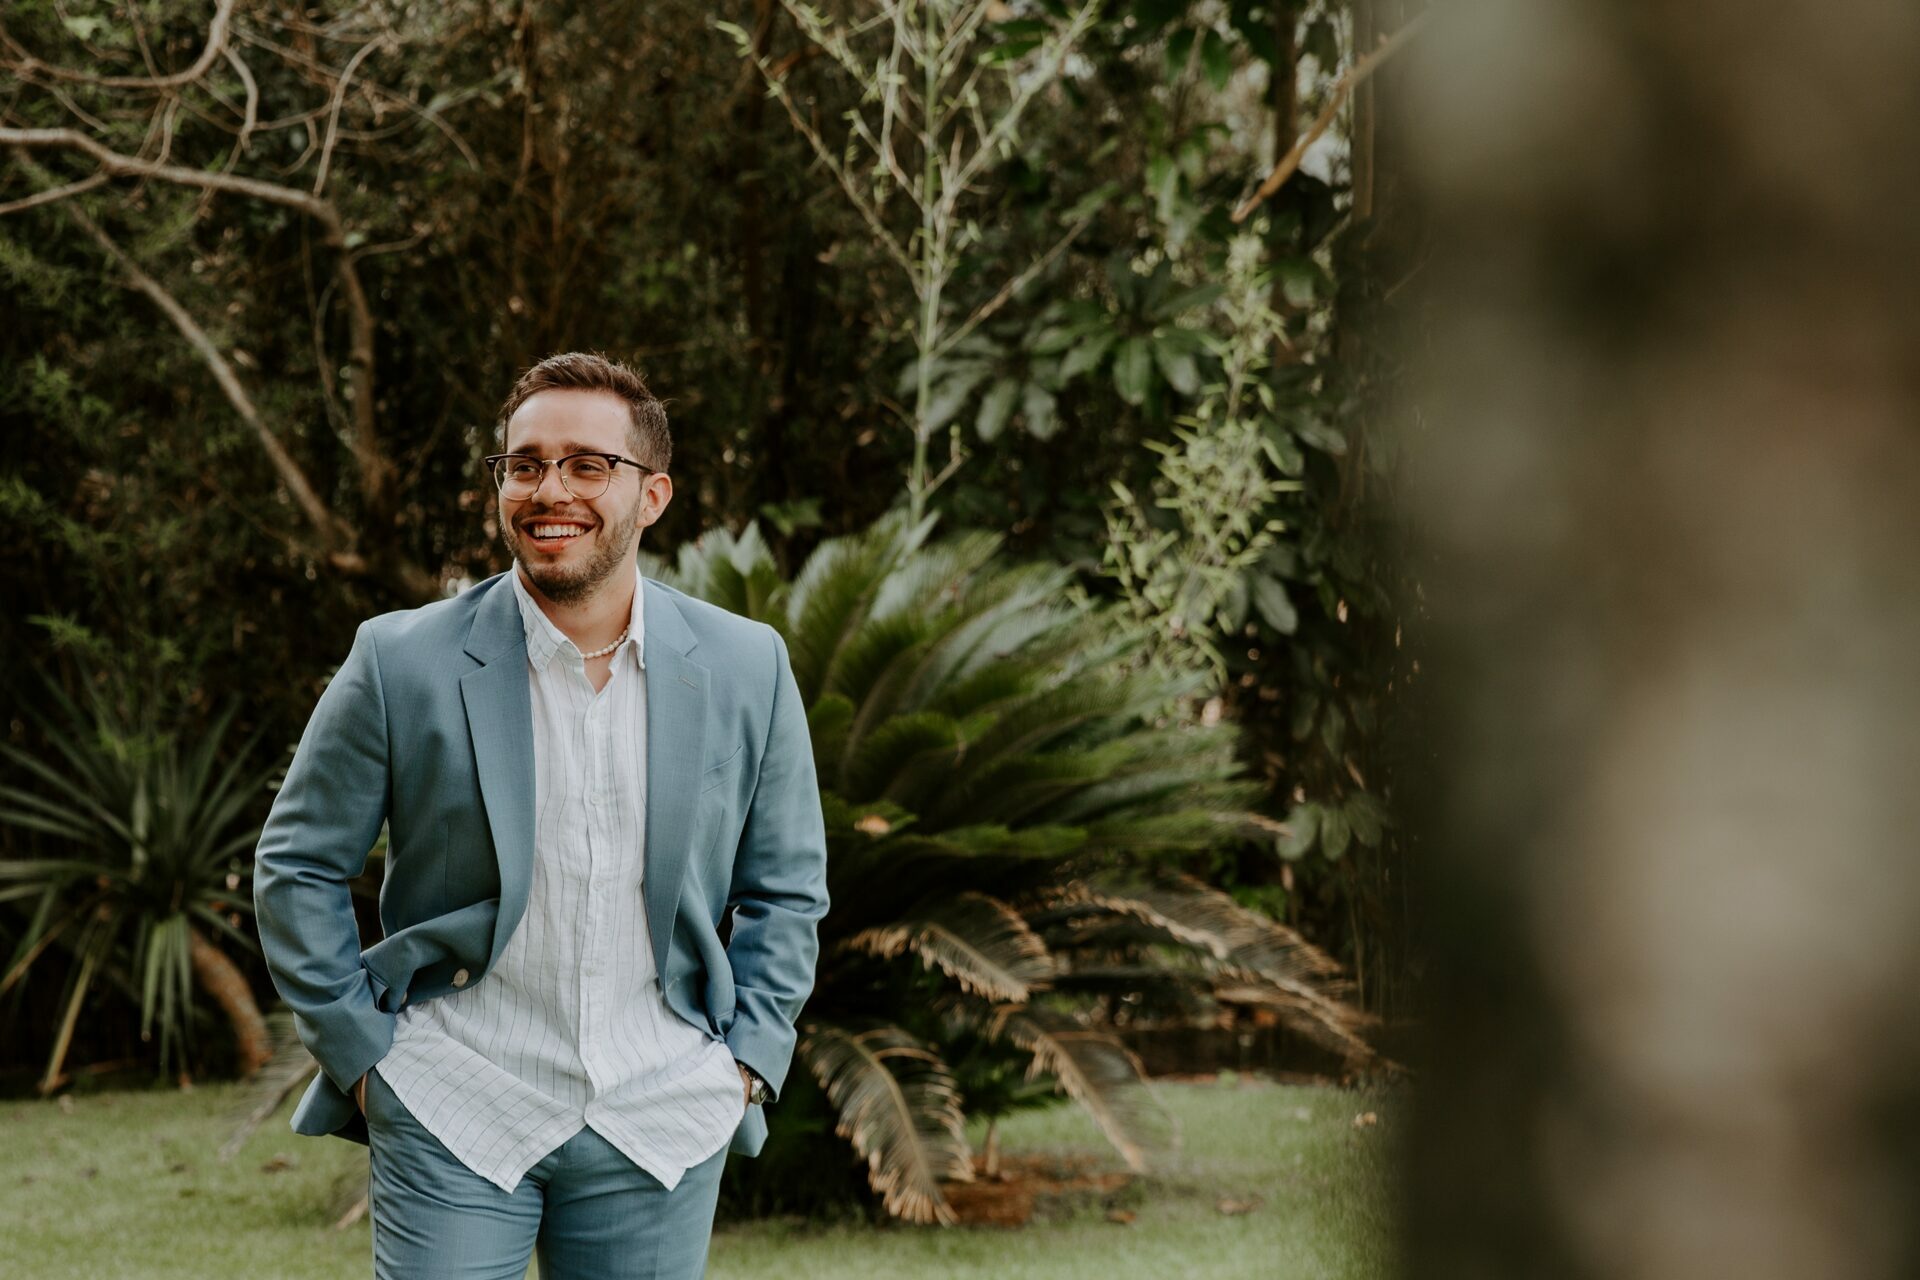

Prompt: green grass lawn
[{"left": 2, "top": 1072, "right": 1398, "bottom": 1279}]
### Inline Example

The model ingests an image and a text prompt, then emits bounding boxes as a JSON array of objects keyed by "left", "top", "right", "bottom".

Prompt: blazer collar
[{"left": 463, "top": 567, "right": 696, "bottom": 667}]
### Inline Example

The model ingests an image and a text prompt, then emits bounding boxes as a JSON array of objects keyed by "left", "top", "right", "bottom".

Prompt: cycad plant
[
  {"left": 0, "top": 678, "right": 274, "bottom": 1090},
  {"left": 644, "top": 509, "right": 1376, "bottom": 1224}
]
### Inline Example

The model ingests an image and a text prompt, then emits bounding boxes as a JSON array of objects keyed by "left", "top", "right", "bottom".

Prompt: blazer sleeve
[
  {"left": 722, "top": 625, "right": 831, "bottom": 1103},
  {"left": 252, "top": 619, "right": 397, "bottom": 1095}
]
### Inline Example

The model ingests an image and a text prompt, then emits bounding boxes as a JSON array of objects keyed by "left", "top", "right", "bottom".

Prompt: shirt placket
[{"left": 579, "top": 656, "right": 616, "bottom": 1091}]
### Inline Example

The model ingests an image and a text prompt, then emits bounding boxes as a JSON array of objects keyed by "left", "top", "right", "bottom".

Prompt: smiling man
[{"left": 253, "top": 352, "right": 830, "bottom": 1279}]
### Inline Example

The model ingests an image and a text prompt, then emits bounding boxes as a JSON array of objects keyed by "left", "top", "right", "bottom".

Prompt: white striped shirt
[{"left": 373, "top": 563, "right": 745, "bottom": 1193}]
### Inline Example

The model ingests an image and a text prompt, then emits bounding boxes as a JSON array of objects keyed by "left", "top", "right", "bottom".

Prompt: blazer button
[{"left": 452, "top": 968, "right": 470, "bottom": 988}]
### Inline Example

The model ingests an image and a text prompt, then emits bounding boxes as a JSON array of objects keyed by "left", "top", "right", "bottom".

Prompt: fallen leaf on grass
[
  {"left": 1107, "top": 1209, "right": 1136, "bottom": 1225},
  {"left": 1352, "top": 1111, "right": 1379, "bottom": 1128},
  {"left": 260, "top": 1153, "right": 297, "bottom": 1173},
  {"left": 1217, "top": 1195, "right": 1263, "bottom": 1215}
]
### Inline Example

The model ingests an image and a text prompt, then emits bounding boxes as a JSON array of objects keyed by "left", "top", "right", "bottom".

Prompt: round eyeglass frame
[{"left": 482, "top": 451, "right": 661, "bottom": 501}]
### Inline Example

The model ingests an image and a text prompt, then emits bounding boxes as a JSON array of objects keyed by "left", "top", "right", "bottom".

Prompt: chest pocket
[{"left": 701, "top": 742, "right": 745, "bottom": 794}]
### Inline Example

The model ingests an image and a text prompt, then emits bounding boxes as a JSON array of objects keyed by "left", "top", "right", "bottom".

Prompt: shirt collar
[{"left": 508, "top": 563, "right": 646, "bottom": 674}]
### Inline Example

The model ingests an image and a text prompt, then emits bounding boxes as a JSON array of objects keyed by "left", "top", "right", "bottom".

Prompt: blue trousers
[{"left": 365, "top": 1069, "right": 728, "bottom": 1279}]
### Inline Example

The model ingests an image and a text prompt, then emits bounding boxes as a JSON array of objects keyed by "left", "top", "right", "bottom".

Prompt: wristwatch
[{"left": 742, "top": 1064, "right": 772, "bottom": 1106}]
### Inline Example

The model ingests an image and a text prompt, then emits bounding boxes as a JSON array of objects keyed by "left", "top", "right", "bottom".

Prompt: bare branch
[
  {"left": 119, "top": 0, "right": 164, "bottom": 80},
  {"left": 5, "top": 0, "right": 238, "bottom": 90},
  {"left": 0, "top": 170, "right": 106, "bottom": 215},
  {"left": 746, "top": 54, "right": 916, "bottom": 278},
  {"left": 52, "top": 193, "right": 345, "bottom": 547},
  {"left": 1232, "top": 10, "right": 1428, "bottom": 224},
  {"left": 0, "top": 123, "right": 390, "bottom": 525},
  {"left": 0, "top": 125, "right": 349, "bottom": 229},
  {"left": 220, "top": 43, "right": 259, "bottom": 151},
  {"left": 312, "top": 35, "right": 389, "bottom": 196},
  {"left": 233, "top": 28, "right": 479, "bottom": 172}
]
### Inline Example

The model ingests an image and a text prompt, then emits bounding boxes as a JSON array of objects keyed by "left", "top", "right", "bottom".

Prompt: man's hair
[{"left": 495, "top": 351, "right": 672, "bottom": 471}]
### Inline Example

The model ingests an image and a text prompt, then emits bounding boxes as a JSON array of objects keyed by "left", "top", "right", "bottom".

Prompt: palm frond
[
  {"left": 1039, "top": 873, "right": 1380, "bottom": 1063},
  {"left": 220, "top": 1012, "right": 321, "bottom": 1159},
  {"left": 785, "top": 510, "right": 940, "bottom": 698},
  {"left": 798, "top": 1020, "right": 972, "bottom": 1225},
  {"left": 978, "top": 1002, "right": 1179, "bottom": 1171},
  {"left": 839, "top": 891, "right": 1054, "bottom": 1002}
]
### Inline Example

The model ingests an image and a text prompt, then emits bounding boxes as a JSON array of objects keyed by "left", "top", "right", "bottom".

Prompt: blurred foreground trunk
[{"left": 1393, "top": 3, "right": 1920, "bottom": 1276}]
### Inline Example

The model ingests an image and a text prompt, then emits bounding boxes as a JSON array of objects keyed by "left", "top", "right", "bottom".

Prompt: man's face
[{"left": 497, "top": 388, "right": 667, "bottom": 605}]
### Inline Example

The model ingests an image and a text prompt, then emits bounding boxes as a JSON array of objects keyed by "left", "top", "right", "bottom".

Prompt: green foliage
[
  {"left": 0, "top": 676, "right": 275, "bottom": 1087},
  {"left": 720, "top": 0, "right": 1113, "bottom": 520},
  {"left": 1099, "top": 231, "right": 1302, "bottom": 697},
  {"left": 647, "top": 508, "right": 1375, "bottom": 1223}
]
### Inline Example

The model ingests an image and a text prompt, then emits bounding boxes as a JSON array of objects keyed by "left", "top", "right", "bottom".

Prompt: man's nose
[{"left": 531, "top": 462, "right": 573, "bottom": 505}]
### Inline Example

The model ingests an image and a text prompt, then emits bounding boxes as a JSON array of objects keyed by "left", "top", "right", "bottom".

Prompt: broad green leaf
[
  {"left": 1148, "top": 153, "right": 1180, "bottom": 225},
  {"left": 1021, "top": 383, "right": 1058, "bottom": 440},
  {"left": 976, "top": 379, "right": 1021, "bottom": 441},
  {"left": 1151, "top": 339, "right": 1199, "bottom": 396},
  {"left": 921, "top": 370, "right": 989, "bottom": 433},
  {"left": 1251, "top": 574, "right": 1297, "bottom": 634},
  {"left": 1201, "top": 29, "right": 1231, "bottom": 90},
  {"left": 1276, "top": 258, "right": 1321, "bottom": 308},
  {"left": 1346, "top": 792, "right": 1383, "bottom": 848},
  {"left": 1293, "top": 414, "right": 1348, "bottom": 456},
  {"left": 1320, "top": 701, "right": 1346, "bottom": 755},
  {"left": 1216, "top": 572, "right": 1249, "bottom": 633},
  {"left": 1320, "top": 806, "right": 1352, "bottom": 860},
  {"left": 1164, "top": 28, "right": 1196, "bottom": 79},
  {"left": 1154, "top": 283, "right": 1224, "bottom": 318},
  {"left": 1277, "top": 802, "right": 1318, "bottom": 860},
  {"left": 1113, "top": 338, "right": 1152, "bottom": 406},
  {"left": 1060, "top": 331, "right": 1116, "bottom": 380}
]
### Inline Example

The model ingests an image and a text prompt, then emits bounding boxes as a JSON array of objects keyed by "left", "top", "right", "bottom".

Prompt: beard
[{"left": 501, "top": 495, "right": 641, "bottom": 604}]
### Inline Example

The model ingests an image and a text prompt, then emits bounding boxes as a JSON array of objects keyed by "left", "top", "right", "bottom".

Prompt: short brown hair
[{"left": 495, "top": 351, "right": 671, "bottom": 471}]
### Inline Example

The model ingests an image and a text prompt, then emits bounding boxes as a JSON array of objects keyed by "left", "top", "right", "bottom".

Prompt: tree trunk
[
  {"left": 188, "top": 925, "right": 272, "bottom": 1077},
  {"left": 1396, "top": 2, "right": 1920, "bottom": 1277}
]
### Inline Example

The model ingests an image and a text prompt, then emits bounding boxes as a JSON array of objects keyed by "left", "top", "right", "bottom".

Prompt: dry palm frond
[
  {"left": 219, "top": 1011, "right": 319, "bottom": 1159},
  {"left": 1031, "top": 873, "right": 1379, "bottom": 1064},
  {"left": 839, "top": 891, "right": 1054, "bottom": 1002},
  {"left": 797, "top": 1020, "right": 973, "bottom": 1226},
  {"left": 979, "top": 1002, "right": 1180, "bottom": 1170}
]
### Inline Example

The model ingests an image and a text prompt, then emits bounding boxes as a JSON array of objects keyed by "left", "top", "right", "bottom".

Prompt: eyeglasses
[{"left": 483, "top": 452, "right": 659, "bottom": 501}]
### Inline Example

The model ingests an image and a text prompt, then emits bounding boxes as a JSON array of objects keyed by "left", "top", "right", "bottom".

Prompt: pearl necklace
[{"left": 578, "top": 626, "right": 630, "bottom": 660}]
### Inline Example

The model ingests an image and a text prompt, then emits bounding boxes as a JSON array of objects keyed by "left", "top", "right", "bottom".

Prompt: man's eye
[
  {"left": 568, "top": 460, "right": 609, "bottom": 479},
  {"left": 507, "top": 461, "right": 541, "bottom": 479}
]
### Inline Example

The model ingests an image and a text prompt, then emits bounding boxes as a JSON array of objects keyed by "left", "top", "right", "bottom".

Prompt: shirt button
[{"left": 451, "top": 968, "right": 470, "bottom": 987}]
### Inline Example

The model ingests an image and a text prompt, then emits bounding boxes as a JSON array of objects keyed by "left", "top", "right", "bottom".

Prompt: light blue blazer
[{"left": 252, "top": 569, "right": 830, "bottom": 1156}]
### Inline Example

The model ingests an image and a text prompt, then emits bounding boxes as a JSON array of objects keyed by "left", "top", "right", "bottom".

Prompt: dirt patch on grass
[{"left": 940, "top": 1153, "right": 1134, "bottom": 1227}]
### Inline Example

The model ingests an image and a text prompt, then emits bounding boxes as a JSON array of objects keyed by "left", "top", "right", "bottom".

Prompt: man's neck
[{"left": 515, "top": 562, "right": 636, "bottom": 654}]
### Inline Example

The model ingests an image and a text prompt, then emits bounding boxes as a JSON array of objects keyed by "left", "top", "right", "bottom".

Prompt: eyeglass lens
[{"left": 493, "top": 455, "right": 614, "bottom": 500}]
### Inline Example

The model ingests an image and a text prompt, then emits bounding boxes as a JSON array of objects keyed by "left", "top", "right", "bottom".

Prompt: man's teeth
[{"left": 530, "top": 524, "right": 588, "bottom": 539}]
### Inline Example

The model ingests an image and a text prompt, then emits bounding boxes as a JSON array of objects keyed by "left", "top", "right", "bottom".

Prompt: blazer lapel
[
  {"left": 460, "top": 575, "right": 536, "bottom": 970},
  {"left": 458, "top": 570, "right": 709, "bottom": 982},
  {"left": 641, "top": 576, "right": 707, "bottom": 981}
]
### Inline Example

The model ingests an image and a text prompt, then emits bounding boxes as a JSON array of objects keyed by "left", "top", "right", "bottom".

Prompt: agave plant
[
  {"left": 644, "top": 508, "right": 1376, "bottom": 1224},
  {"left": 0, "top": 677, "right": 274, "bottom": 1090}
]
